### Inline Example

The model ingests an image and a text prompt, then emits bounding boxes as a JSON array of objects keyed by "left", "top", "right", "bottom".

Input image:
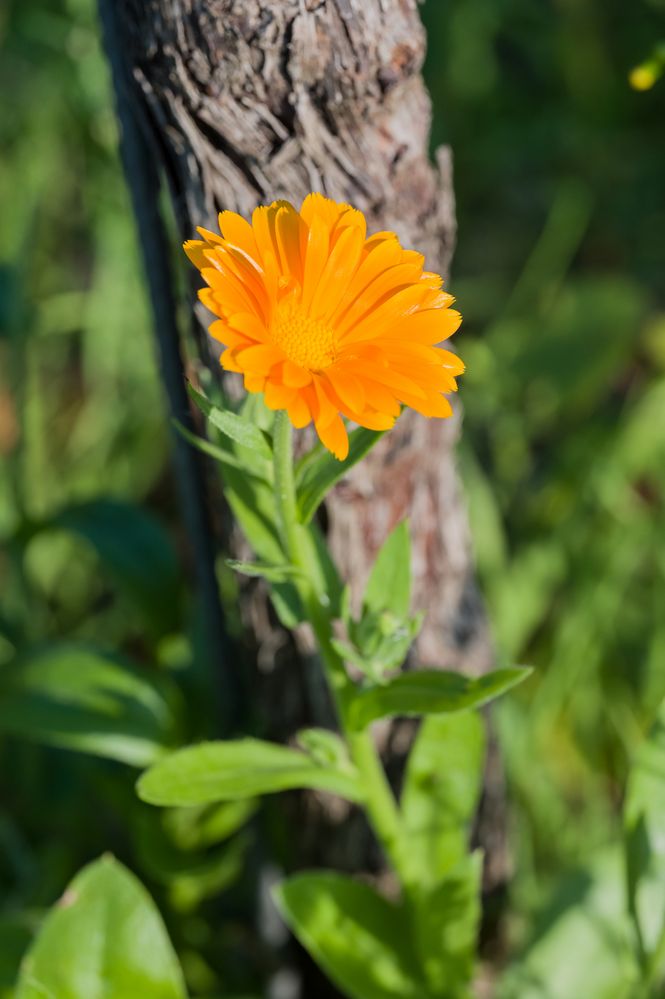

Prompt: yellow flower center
[{"left": 271, "top": 303, "right": 336, "bottom": 371}]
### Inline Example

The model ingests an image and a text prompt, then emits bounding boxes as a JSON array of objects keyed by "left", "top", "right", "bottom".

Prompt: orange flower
[{"left": 184, "top": 194, "right": 463, "bottom": 460}]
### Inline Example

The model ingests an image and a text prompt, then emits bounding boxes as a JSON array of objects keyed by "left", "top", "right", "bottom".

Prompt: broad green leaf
[
  {"left": 624, "top": 697, "right": 665, "bottom": 957},
  {"left": 402, "top": 712, "right": 486, "bottom": 886},
  {"left": 350, "top": 667, "right": 531, "bottom": 730},
  {"left": 226, "top": 559, "right": 303, "bottom": 583},
  {"left": 295, "top": 427, "right": 386, "bottom": 525},
  {"left": 0, "top": 646, "right": 179, "bottom": 767},
  {"left": 274, "top": 872, "right": 421, "bottom": 999},
  {"left": 413, "top": 853, "right": 482, "bottom": 997},
  {"left": 15, "top": 856, "right": 187, "bottom": 999},
  {"left": 498, "top": 851, "right": 638, "bottom": 999},
  {"left": 188, "top": 384, "right": 272, "bottom": 459},
  {"left": 363, "top": 521, "right": 411, "bottom": 619},
  {"left": 50, "top": 499, "right": 180, "bottom": 637},
  {"left": 137, "top": 739, "right": 362, "bottom": 806}
]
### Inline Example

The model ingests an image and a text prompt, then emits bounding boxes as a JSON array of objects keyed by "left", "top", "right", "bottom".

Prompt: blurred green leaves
[
  {"left": 15, "top": 857, "right": 188, "bottom": 999},
  {"left": 402, "top": 712, "right": 486, "bottom": 887},
  {"left": 0, "top": 645, "right": 180, "bottom": 766}
]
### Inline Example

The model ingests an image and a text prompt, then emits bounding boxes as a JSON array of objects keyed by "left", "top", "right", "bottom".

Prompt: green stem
[{"left": 272, "top": 411, "right": 409, "bottom": 885}]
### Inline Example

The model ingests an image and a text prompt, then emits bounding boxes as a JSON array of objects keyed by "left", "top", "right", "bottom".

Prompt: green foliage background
[{"left": 0, "top": 0, "right": 664, "bottom": 994}]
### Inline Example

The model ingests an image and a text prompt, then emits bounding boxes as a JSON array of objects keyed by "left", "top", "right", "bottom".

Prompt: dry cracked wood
[{"left": 112, "top": 0, "right": 500, "bottom": 882}]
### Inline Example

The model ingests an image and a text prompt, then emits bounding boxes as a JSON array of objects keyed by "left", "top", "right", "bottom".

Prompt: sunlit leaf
[
  {"left": 413, "top": 854, "right": 482, "bottom": 996},
  {"left": 187, "top": 384, "right": 272, "bottom": 460},
  {"left": 350, "top": 668, "right": 531, "bottom": 730},
  {"left": 363, "top": 521, "right": 411, "bottom": 620},
  {"left": 15, "top": 856, "right": 187, "bottom": 999},
  {"left": 274, "top": 872, "right": 421, "bottom": 999},
  {"left": 295, "top": 427, "right": 386, "bottom": 525},
  {"left": 137, "top": 739, "right": 362, "bottom": 806}
]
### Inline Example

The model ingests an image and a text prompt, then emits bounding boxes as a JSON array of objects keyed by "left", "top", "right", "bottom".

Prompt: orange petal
[
  {"left": 264, "top": 380, "right": 297, "bottom": 410},
  {"left": 235, "top": 343, "right": 283, "bottom": 374},
  {"left": 218, "top": 210, "right": 260, "bottom": 262},
  {"left": 184, "top": 239, "right": 210, "bottom": 269},
  {"left": 309, "top": 225, "right": 364, "bottom": 321},
  {"left": 315, "top": 413, "right": 349, "bottom": 460},
  {"left": 228, "top": 312, "right": 270, "bottom": 343},
  {"left": 244, "top": 373, "right": 266, "bottom": 393},
  {"left": 209, "top": 320, "right": 252, "bottom": 348},
  {"left": 287, "top": 393, "right": 312, "bottom": 429},
  {"left": 275, "top": 205, "right": 305, "bottom": 284},
  {"left": 324, "top": 368, "right": 365, "bottom": 414},
  {"left": 281, "top": 360, "right": 313, "bottom": 388},
  {"left": 301, "top": 213, "right": 330, "bottom": 312}
]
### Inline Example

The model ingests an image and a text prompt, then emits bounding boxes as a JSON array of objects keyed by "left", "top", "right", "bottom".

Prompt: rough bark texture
[{"left": 112, "top": 0, "right": 499, "bottom": 880}]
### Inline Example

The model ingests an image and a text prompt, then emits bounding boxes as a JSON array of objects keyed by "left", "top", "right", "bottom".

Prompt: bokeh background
[{"left": 1, "top": 0, "right": 664, "bottom": 994}]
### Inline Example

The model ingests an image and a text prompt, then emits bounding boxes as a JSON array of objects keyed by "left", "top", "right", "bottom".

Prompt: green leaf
[
  {"left": 624, "top": 697, "right": 665, "bottom": 956},
  {"left": 363, "top": 521, "right": 411, "bottom": 620},
  {"left": 298, "top": 522, "right": 344, "bottom": 618},
  {"left": 274, "top": 872, "right": 421, "bottom": 999},
  {"left": 225, "top": 559, "right": 303, "bottom": 583},
  {"left": 297, "top": 728, "right": 350, "bottom": 769},
  {"left": 402, "top": 712, "right": 486, "bottom": 886},
  {"left": 49, "top": 499, "right": 181, "bottom": 637},
  {"left": 350, "top": 667, "right": 532, "bottom": 730},
  {"left": 295, "top": 427, "right": 386, "bottom": 525},
  {"left": 15, "top": 856, "right": 187, "bottom": 999},
  {"left": 498, "top": 851, "right": 638, "bottom": 999},
  {"left": 0, "top": 645, "right": 180, "bottom": 767},
  {"left": 188, "top": 384, "right": 272, "bottom": 459},
  {"left": 413, "top": 854, "right": 482, "bottom": 996},
  {"left": 137, "top": 739, "right": 362, "bottom": 806},
  {"left": 134, "top": 809, "right": 251, "bottom": 911},
  {"left": 172, "top": 418, "right": 257, "bottom": 474}
]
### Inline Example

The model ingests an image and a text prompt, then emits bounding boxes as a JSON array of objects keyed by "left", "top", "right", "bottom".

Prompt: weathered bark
[{"left": 110, "top": 0, "right": 499, "bottom": 880}]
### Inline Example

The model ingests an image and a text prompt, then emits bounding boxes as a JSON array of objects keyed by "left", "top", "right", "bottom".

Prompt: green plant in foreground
[
  {"left": 137, "top": 391, "right": 528, "bottom": 997},
  {"left": 132, "top": 194, "right": 532, "bottom": 998}
]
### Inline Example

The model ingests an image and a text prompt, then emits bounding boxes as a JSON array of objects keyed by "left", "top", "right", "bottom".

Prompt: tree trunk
[{"left": 107, "top": 0, "right": 500, "bottom": 894}]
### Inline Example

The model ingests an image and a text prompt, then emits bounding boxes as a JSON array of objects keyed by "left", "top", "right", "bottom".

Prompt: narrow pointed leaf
[
  {"left": 363, "top": 520, "right": 411, "bottom": 619},
  {"left": 188, "top": 384, "right": 272, "bottom": 459},
  {"left": 226, "top": 559, "right": 303, "bottom": 583},
  {"left": 350, "top": 667, "right": 532, "bottom": 729},
  {"left": 296, "top": 427, "right": 386, "bottom": 525}
]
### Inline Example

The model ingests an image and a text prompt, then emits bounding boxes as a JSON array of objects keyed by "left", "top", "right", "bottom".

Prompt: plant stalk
[{"left": 272, "top": 411, "right": 409, "bottom": 885}]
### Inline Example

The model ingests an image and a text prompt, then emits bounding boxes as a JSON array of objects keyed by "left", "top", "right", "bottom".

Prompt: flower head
[{"left": 185, "top": 194, "right": 463, "bottom": 459}]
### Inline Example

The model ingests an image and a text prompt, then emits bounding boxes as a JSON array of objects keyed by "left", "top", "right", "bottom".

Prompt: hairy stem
[{"left": 272, "top": 411, "right": 409, "bottom": 883}]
